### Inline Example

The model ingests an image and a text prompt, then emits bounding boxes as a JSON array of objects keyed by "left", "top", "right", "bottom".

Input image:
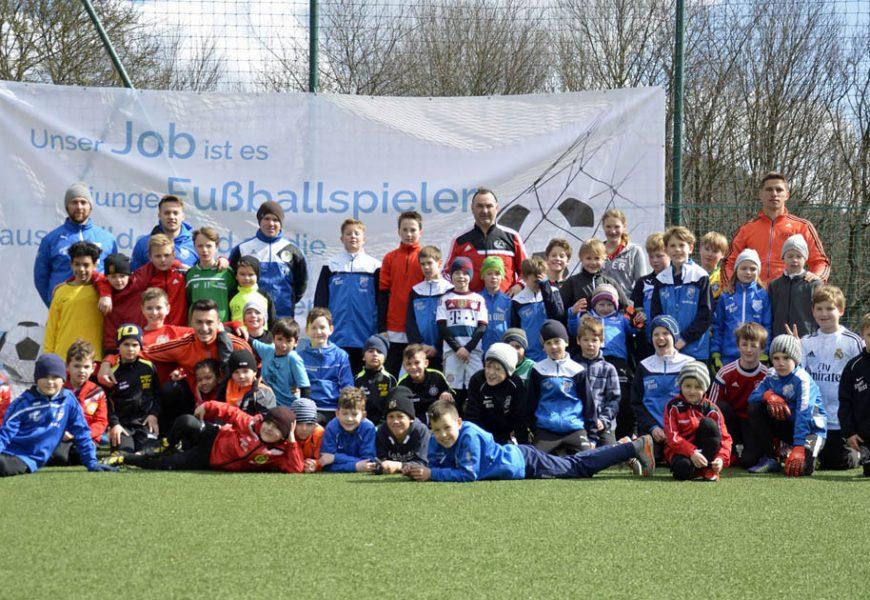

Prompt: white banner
[{"left": 0, "top": 81, "right": 664, "bottom": 385}]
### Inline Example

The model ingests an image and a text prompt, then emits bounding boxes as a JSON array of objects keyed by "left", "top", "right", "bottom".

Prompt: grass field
[{"left": 1, "top": 466, "right": 868, "bottom": 599}]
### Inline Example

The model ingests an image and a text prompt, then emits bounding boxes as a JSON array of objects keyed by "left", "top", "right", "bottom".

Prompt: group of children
[{"left": 2, "top": 185, "right": 869, "bottom": 483}]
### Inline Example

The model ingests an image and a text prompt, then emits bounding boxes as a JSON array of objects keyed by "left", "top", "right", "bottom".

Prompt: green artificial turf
[{"left": 1, "top": 467, "right": 868, "bottom": 599}]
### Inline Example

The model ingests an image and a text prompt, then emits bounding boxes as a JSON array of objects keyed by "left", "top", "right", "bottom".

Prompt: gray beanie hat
[
  {"left": 485, "top": 342, "right": 518, "bottom": 376},
  {"left": 502, "top": 328, "right": 528, "bottom": 350},
  {"left": 678, "top": 361, "right": 711, "bottom": 392},
  {"left": 290, "top": 398, "right": 318, "bottom": 423},
  {"left": 770, "top": 334, "right": 802, "bottom": 364},
  {"left": 65, "top": 182, "right": 92, "bottom": 206},
  {"left": 781, "top": 234, "right": 809, "bottom": 259}
]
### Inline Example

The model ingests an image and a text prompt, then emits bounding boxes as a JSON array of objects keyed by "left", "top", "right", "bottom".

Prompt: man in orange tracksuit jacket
[{"left": 722, "top": 172, "right": 830, "bottom": 285}]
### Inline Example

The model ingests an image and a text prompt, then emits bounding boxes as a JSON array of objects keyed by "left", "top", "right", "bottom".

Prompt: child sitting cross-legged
[
  {"left": 402, "top": 399, "right": 655, "bottom": 482},
  {"left": 290, "top": 398, "right": 324, "bottom": 473},
  {"left": 664, "top": 361, "right": 732, "bottom": 482},
  {"left": 0, "top": 354, "right": 118, "bottom": 477},
  {"left": 120, "top": 403, "right": 302, "bottom": 473},
  {"left": 463, "top": 343, "right": 529, "bottom": 445},
  {"left": 372, "top": 387, "right": 430, "bottom": 474},
  {"left": 319, "top": 387, "right": 377, "bottom": 472}
]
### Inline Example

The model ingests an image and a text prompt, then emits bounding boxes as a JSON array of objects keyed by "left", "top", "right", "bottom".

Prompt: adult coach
[
  {"left": 444, "top": 188, "right": 527, "bottom": 294},
  {"left": 33, "top": 183, "right": 118, "bottom": 307},
  {"left": 130, "top": 195, "right": 197, "bottom": 270},
  {"left": 229, "top": 201, "right": 308, "bottom": 319},
  {"left": 722, "top": 172, "right": 829, "bottom": 285}
]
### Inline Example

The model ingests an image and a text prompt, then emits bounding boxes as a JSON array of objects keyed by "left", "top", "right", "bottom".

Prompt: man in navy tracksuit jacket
[
  {"left": 229, "top": 201, "right": 308, "bottom": 319},
  {"left": 314, "top": 246, "right": 381, "bottom": 372},
  {"left": 0, "top": 354, "right": 117, "bottom": 476}
]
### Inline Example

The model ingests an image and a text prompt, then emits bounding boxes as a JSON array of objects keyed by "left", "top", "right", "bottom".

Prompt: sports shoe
[
  {"left": 700, "top": 468, "right": 719, "bottom": 482},
  {"left": 747, "top": 457, "right": 781, "bottom": 474},
  {"left": 101, "top": 453, "right": 124, "bottom": 467},
  {"left": 141, "top": 437, "right": 170, "bottom": 458},
  {"left": 631, "top": 434, "right": 655, "bottom": 477}
]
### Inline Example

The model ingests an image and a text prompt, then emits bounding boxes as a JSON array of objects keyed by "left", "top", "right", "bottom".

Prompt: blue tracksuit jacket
[
  {"left": 526, "top": 356, "right": 595, "bottom": 434},
  {"left": 252, "top": 339, "right": 310, "bottom": 407},
  {"left": 321, "top": 418, "right": 377, "bottom": 472},
  {"left": 510, "top": 281, "right": 565, "bottom": 362},
  {"left": 568, "top": 308, "right": 635, "bottom": 361},
  {"left": 575, "top": 353, "right": 620, "bottom": 430},
  {"left": 298, "top": 342, "right": 354, "bottom": 411},
  {"left": 407, "top": 278, "right": 454, "bottom": 351},
  {"left": 0, "top": 387, "right": 99, "bottom": 472},
  {"left": 314, "top": 251, "right": 381, "bottom": 349},
  {"left": 711, "top": 281, "right": 772, "bottom": 362},
  {"left": 749, "top": 366, "right": 827, "bottom": 445},
  {"left": 33, "top": 218, "right": 118, "bottom": 307},
  {"left": 428, "top": 421, "right": 525, "bottom": 482},
  {"left": 631, "top": 351, "right": 694, "bottom": 433},
  {"left": 131, "top": 221, "right": 197, "bottom": 270},
  {"left": 651, "top": 261, "right": 712, "bottom": 360},
  {"left": 480, "top": 288, "right": 512, "bottom": 354},
  {"left": 229, "top": 231, "right": 308, "bottom": 318}
]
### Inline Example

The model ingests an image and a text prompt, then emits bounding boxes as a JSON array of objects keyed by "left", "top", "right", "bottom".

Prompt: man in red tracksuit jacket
[{"left": 122, "top": 402, "right": 303, "bottom": 473}]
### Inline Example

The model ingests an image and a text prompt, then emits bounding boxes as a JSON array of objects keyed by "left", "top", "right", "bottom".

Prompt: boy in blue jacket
[
  {"left": 0, "top": 354, "right": 117, "bottom": 476},
  {"left": 479, "top": 256, "right": 512, "bottom": 355},
  {"left": 572, "top": 316, "right": 621, "bottom": 446},
  {"left": 406, "top": 245, "right": 453, "bottom": 371},
  {"left": 745, "top": 335, "right": 827, "bottom": 476},
  {"left": 510, "top": 257, "right": 565, "bottom": 362},
  {"left": 527, "top": 319, "right": 595, "bottom": 455},
  {"left": 299, "top": 307, "right": 354, "bottom": 424},
  {"left": 313, "top": 218, "right": 381, "bottom": 373},
  {"left": 403, "top": 399, "right": 654, "bottom": 482},
  {"left": 650, "top": 226, "right": 712, "bottom": 361},
  {"left": 319, "top": 387, "right": 377, "bottom": 472}
]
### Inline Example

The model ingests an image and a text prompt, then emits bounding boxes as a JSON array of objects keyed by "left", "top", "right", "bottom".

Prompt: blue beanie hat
[
  {"left": 650, "top": 315, "right": 680, "bottom": 339},
  {"left": 451, "top": 256, "right": 474, "bottom": 278},
  {"left": 364, "top": 334, "right": 389, "bottom": 357},
  {"left": 34, "top": 353, "right": 67, "bottom": 381},
  {"left": 290, "top": 398, "right": 318, "bottom": 423}
]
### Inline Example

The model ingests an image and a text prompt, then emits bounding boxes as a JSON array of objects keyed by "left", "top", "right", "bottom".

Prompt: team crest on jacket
[
  {"left": 782, "top": 384, "right": 794, "bottom": 397},
  {"left": 428, "top": 386, "right": 439, "bottom": 396},
  {"left": 253, "top": 454, "right": 269, "bottom": 465},
  {"left": 752, "top": 299, "right": 763, "bottom": 311},
  {"left": 493, "top": 239, "right": 508, "bottom": 250}
]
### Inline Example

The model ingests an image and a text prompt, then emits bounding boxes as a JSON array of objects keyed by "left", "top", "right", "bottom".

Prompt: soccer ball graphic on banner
[{"left": 0, "top": 321, "right": 44, "bottom": 384}]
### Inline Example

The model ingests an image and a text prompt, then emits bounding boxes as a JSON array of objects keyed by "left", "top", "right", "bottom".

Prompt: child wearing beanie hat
[
  {"left": 0, "top": 354, "right": 118, "bottom": 477},
  {"left": 373, "top": 387, "right": 431, "bottom": 473},
  {"left": 711, "top": 247, "right": 771, "bottom": 368},
  {"left": 121, "top": 400, "right": 304, "bottom": 473},
  {"left": 479, "top": 255, "right": 512, "bottom": 356},
  {"left": 767, "top": 236, "right": 823, "bottom": 338},
  {"left": 355, "top": 334, "right": 398, "bottom": 425},
  {"left": 464, "top": 343, "right": 529, "bottom": 445},
  {"left": 502, "top": 328, "right": 536, "bottom": 381},
  {"left": 510, "top": 256, "right": 565, "bottom": 362},
  {"left": 217, "top": 349, "right": 277, "bottom": 417},
  {"left": 107, "top": 326, "right": 160, "bottom": 455},
  {"left": 744, "top": 334, "right": 827, "bottom": 476},
  {"left": 663, "top": 361, "right": 732, "bottom": 482},
  {"left": 290, "top": 398, "right": 324, "bottom": 472}
]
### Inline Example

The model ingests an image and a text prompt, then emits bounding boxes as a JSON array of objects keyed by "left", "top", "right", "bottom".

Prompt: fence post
[
  {"left": 671, "top": 0, "right": 685, "bottom": 226},
  {"left": 309, "top": 0, "right": 319, "bottom": 93},
  {"left": 80, "top": 0, "right": 134, "bottom": 89}
]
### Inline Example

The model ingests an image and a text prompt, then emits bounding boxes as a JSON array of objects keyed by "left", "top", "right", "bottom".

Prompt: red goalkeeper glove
[
  {"left": 784, "top": 445, "right": 806, "bottom": 477},
  {"left": 763, "top": 390, "right": 791, "bottom": 421}
]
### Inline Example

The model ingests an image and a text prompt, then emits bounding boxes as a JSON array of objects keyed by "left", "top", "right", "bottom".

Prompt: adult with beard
[
  {"left": 130, "top": 195, "right": 198, "bottom": 270},
  {"left": 33, "top": 183, "right": 118, "bottom": 307}
]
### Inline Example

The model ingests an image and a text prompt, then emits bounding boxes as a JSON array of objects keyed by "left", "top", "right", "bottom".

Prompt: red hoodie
[
  {"left": 96, "top": 260, "right": 188, "bottom": 334},
  {"left": 201, "top": 401, "right": 303, "bottom": 473},
  {"left": 378, "top": 242, "right": 423, "bottom": 334}
]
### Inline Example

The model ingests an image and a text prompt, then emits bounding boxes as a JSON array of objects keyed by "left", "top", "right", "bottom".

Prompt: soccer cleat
[
  {"left": 101, "top": 453, "right": 124, "bottom": 467},
  {"left": 700, "top": 468, "right": 719, "bottom": 482},
  {"left": 747, "top": 457, "right": 781, "bottom": 474},
  {"left": 631, "top": 434, "right": 655, "bottom": 477},
  {"left": 141, "top": 437, "right": 170, "bottom": 458},
  {"left": 626, "top": 458, "right": 643, "bottom": 476}
]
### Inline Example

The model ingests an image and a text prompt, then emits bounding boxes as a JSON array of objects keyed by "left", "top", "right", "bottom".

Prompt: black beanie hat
[
  {"left": 539, "top": 319, "right": 569, "bottom": 343},
  {"left": 228, "top": 349, "right": 257, "bottom": 373},
  {"left": 105, "top": 253, "right": 132, "bottom": 276},
  {"left": 256, "top": 201, "right": 285, "bottom": 225},
  {"left": 384, "top": 386, "right": 415, "bottom": 420}
]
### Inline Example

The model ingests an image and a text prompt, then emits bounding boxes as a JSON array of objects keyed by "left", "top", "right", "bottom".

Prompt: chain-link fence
[{"left": 1, "top": 0, "right": 868, "bottom": 322}]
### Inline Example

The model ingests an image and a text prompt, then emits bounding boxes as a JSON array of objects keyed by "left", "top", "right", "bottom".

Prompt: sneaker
[
  {"left": 631, "top": 434, "right": 655, "bottom": 477},
  {"left": 747, "top": 457, "right": 781, "bottom": 474},
  {"left": 141, "top": 437, "right": 170, "bottom": 458},
  {"left": 700, "top": 468, "right": 719, "bottom": 482},
  {"left": 626, "top": 458, "right": 643, "bottom": 476},
  {"left": 101, "top": 453, "right": 124, "bottom": 467}
]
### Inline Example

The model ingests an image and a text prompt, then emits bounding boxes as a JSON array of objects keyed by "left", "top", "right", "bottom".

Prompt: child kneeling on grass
[
  {"left": 319, "top": 387, "right": 377, "bottom": 472},
  {"left": 664, "top": 362, "right": 732, "bottom": 482},
  {"left": 120, "top": 402, "right": 302, "bottom": 473},
  {"left": 403, "top": 399, "right": 654, "bottom": 482},
  {"left": 0, "top": 354, "right": 117, "bottom": 476}
]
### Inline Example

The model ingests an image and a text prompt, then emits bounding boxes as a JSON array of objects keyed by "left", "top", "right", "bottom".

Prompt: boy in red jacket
[
  {"left": 664, "top": 361, "right": 732, "bottom": 482},
  {"left": 118, "top": 402, "right": 302, "bottom": 473}
]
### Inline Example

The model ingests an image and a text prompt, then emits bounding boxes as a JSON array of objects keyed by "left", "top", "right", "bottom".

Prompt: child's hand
[
  {"left": 803, "top": 271, "right": 820, "bottom": 282},
  {"left": 596, "top": 419, "right": 605, "bottom": 432},
  {"left": 145, "top": 415, "right": 159, "bottom": 435},
  {"left": 455, "top": 348, "right": 471, "bottom": 363},
  {"left": 355, "top": 460, "right": 375, "bottom": 473},
  {"left": 784, "top": 323, "right": 801, "bottom": 339},
  {"left": 169, "top": 368, "right": 187, "bottom": 382},
  {"left": 439, "top": 391, "right": 455, "bottom": 403},
  {"left": 193, "top": 405, "right": 206, "bottom": 420},
  {"left": 506, "top": 283, "right": 524, "bottom": 298},
  {"left": 536, "top": 273, "right": 547, "bottom": 283},
  {"left": 651, "top": 426, "right": 666, "bottom": 443},
  {"left": 98, "top": 296, "right": 113, "bottom": 315},
  {"left": 847, "top": 434, "right": 864, "bottom": 451},
  {"left": 216, "top": 256, "right": 230, "bottom": 271},
  {"left": 690, "top": 450, "right": 708, "bottom": 468},
  {"left": 710, "top": 457, "right": 723, "bottom": 473},
  {"left": 98, "top": 362, "right": 116, "bottom": 387},
  {"left": 380, "top": 460, "right": 403, "bottom": 474},
  {"left": 572, "top": 298, "right": 587, "bottom": 314},
  {"left": 303, "top": 458, "right": 317, "bottom": 473},
  {"left": 291, "top": 387, "right": 301, "bottom": 398},
  {"left": 423, "top": 345, "right": 436, "bottom": 357},
  {"left": 404, "top": 463, "right": 431, "bottom": 481},
  {"left": 109, "top": 424, "right": 127, "bottom": 448}
]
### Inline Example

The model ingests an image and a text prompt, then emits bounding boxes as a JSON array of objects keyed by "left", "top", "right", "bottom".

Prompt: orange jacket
[
  {"left": 298, "top": 424, "right": 324, "bottom": 470},
  {"left": 722, "top": 209, "right": 830, "bottom": 285},
  {"left": 378, "top": 242, "right": 423, "bottom": 333}
]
